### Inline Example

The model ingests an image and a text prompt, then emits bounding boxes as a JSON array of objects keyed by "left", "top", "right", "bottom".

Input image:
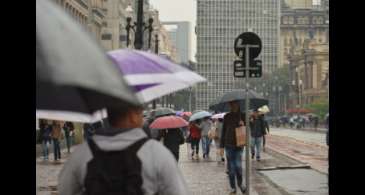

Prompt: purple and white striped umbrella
[{"left": 107, "top": 49, "right": 206, "bottom": 103}]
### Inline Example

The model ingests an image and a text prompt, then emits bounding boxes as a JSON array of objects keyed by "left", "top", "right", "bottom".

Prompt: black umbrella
[
  {"left": 36, "top": 0, "right": 140, "bottom": 114},
  {"left": 150, "top": 107, "right": 175, "bottom": 118},
  {"left": 209, "top": 89, "right": 269, "bottom": 112}
]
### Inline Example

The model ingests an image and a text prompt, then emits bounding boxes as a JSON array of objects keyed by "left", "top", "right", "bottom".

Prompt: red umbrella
[{"left": 149, "top": 115, "right": 189, "bottom": 129}]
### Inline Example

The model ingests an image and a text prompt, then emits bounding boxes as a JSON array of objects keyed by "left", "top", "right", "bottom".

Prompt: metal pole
[
  {"left": 245, "top": 45, "right": 251, "bottom": 195},
  {"left": 134, "top": 0, "right": 144, "bottom": 50},
  {"left": 152, "top": 34, "right": 158, "bottom": 109},
  {"left": 189, "top": 88, "right": 192, "bottom": 111}
]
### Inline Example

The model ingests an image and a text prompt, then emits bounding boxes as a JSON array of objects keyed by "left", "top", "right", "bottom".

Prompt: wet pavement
[
  {"left": 266, "top": 129, "right": 328, "bottom": 174},
  {"left": 36, "top": 139, "right": 328, "bottom": 195},
  {"left": 260, "top": 169, "right": 328, "bottom": 195}
]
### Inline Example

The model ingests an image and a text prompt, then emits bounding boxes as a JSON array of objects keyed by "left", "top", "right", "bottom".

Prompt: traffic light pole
[
  {"left": 245, "top": 45, "right": 251, "bottom": 195},
  {"left": 244, "top": 44, "right": 260, "bottom": 195}
]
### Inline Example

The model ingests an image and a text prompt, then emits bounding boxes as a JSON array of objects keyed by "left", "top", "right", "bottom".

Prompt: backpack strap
[
  {"left": 126, "top": 138, "right": 149, "bottom": 154},
  {"left": 87, "top": 137, "right": 149, "bottom": 157},
  {"left": 87, "top": 138, "right": 101, "bottom": 157}
]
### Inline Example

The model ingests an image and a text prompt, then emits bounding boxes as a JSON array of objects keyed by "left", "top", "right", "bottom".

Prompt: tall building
[
  {"left": 162, "top": 21, "right": 191, "bottom": 63},
  {"left": 284, "top": 0, "right": 313, "bottom": 9},
  {"left": 195, "top": 0, "right": 280, "bottom": 110}
]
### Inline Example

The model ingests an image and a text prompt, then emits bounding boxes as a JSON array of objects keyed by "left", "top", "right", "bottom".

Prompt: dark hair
[{"left": 107, "top": 105, "right": 143, "bottom": 126}]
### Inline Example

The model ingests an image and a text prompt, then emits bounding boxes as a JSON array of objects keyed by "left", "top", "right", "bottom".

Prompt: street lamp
[
  {"left": 299, "top": 79, "right": 303, "bottom": 107},
  {"left": 125, "top": 2, "right": 154, "bottom": 50}
]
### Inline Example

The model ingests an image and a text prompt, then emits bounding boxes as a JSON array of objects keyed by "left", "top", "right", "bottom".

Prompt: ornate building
[{"left": 280, "top": 1, "right": 329, "bottom": 108}]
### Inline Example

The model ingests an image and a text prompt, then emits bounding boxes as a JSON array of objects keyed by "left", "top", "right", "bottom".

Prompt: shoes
[
  {"left": 251, "top": 153, "right": 255, "bottom": 159},
  {"left": 239, "top": 185, "right": 247, "bottom": 193},
  {"left": 229, "top": 188, "right": 236, "bottom": 194}
]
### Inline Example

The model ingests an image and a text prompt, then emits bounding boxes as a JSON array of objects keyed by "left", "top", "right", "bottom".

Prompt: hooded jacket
[{"left": 58, "top": 128, "right": 190, "bottom": 195}]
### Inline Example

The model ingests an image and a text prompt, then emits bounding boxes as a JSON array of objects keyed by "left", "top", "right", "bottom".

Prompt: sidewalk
[
  {"left": 36, "top": 140, "right": 327, "bottom": 195},
  {"left": 271, "top": 126, "right": 327, "bottom": 133}
]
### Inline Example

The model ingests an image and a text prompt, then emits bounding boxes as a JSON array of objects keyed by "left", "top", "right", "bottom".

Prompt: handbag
[
  {"left": 208, "top": 127, "right": 216, "bottom": 139},
  {"left": 235, "top": 122, "right": 246, "bottom": 147},
  {"left": 235, "top": 111, "right": 246, "bottom": 147}
]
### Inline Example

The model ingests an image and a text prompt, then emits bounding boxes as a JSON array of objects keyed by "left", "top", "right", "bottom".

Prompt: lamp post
[
  {"left": 299, "top": 79, "right": 303, "bottom": 108},
  {"left": 125, "top": 2, "right": 154, "bottom": 50}
]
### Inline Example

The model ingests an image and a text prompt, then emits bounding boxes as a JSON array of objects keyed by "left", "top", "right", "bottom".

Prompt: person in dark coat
[
  {"left": 249, "top": 110, "right": 266, "bottom": 161},
  {"left": 220, "top": 101, "right": 247, "bottom": 194},
  {"left": 63, "top": 121, "right": 74, "bottom": 153},
  {"left": 39, "top": 120, "right": 52, "bottom": 160},
  {"left": 158, "top": 128, "right": 185, "bottom": 162},
  {"left": 142, "top": 117, "right": 153, "bottom": 138}
]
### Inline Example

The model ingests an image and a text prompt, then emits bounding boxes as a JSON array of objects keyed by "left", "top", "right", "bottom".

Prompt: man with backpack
[{"left": 58, "top": 104, "right": 190, "bottom": 195}]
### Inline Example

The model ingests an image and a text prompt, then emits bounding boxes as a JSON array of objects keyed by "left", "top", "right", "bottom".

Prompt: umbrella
[
  {"left": 150, "top": 107, "right": 175, "bottom": 118},
  {"left": 149, "top": 115, "right": 189, "bottom": 129},
  {"left": 176, "top": 111, "right": 184, "bottom": 116},
  {"left": 182, "top": 112, "right": 192, "bottom": 117},
  {"left": 36, "top": 0, "right": 139, "bottom": 115},
  {"left": 209, "top": 90, "right": 268, "bottom": 112},
  {"left": 107, "top": 49, "right": 206, "bottom": 103},
  {"left": 212, "top": 112, "right": 227, "bottom": 119},
  {"left": 192, "top": 110, "right": 205, "bottom": 115},
  {"left": 189, "top": 111, "right": 212, "bottom": 122}
]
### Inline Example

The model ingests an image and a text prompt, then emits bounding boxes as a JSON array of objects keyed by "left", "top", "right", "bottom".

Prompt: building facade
[
  {"left": 284, "top": 0, "right": 313, "bottom": 9},
  {"left": 162, "top": 21, "right": 191, "bottom": 64},
  {"left": 289, "top": 39, "right": 328, "bottom": 107},
  {"left": 54, "top": 0, "right": 107, "bottom": 45},
  {"left": 280, "top": 3, "right": 329, "bottom": 108},
  {"left": 195, "top": 0, "right": 280, "bottom": 110},
  {"left": 280, "top": 8, "right": 328, "bottom": 68}
]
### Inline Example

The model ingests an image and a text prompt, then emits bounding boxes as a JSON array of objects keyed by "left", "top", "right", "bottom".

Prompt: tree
[{"left": 304, "top": 98, "right": 329, "bottom": 120}]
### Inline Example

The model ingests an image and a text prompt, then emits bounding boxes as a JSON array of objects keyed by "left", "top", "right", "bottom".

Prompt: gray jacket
[
  {"left": 198, "top": 119, "right": 212, "bottom": 136},
  {"left": 58, "top": 128, "right": 190, "bottom": 195}
]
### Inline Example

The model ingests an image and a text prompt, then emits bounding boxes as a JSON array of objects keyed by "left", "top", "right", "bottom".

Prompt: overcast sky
[{"left": 149, "top": 0, "right": 197, "bottom": 61}]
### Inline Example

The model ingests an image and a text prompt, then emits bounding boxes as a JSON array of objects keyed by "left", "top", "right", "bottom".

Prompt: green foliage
[{"left": 304, "top": 98, "right": 329, "bottom": 120}]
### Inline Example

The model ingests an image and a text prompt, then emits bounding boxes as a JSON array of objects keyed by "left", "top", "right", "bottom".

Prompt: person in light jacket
[{"left": 58, "top": 105, "right": 190, "bottom": 195}]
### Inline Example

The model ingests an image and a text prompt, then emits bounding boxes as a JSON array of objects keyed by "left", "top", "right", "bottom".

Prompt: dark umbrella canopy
[
  {"left": 209, "top": 90, "right": 269, "bottom": 112},
  {"left": 150, "top": 107, "right": 175, "bottom": 118},
  {"left": 36, "top": 0, "right": 140, "bottom": 114}
]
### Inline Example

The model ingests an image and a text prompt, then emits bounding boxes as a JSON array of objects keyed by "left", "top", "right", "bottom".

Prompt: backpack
[{"left": 84, "top": 138, "right": 148, "bottom": 195}]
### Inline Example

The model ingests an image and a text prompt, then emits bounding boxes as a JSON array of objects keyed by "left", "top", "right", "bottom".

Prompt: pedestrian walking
[
  {"left": 51, "top": 121, "right": 63, "bottom": 161},
  {"left": 158, "top": 128, "right": 185, "bottom": 162},
  {"left": 58, "top": 104, "right": 190, "bottom": 195},
  {"left": 314, "top": 116, "right": 319, "bottom": 131},
  {"left": 142, "top": 117, "right": 153, "bottom": 138},
  {"left": 249, "top": 110, "right": 266, "bottom": 161},
  {"left": 197, "top": 117, "right": 213, "bottom": 159},
  {"left": 83, "top": 123, "right": 94, "bottom": 142},
  {"left": 261, "top": 114, "right": 270, "bottom": 152},
  {"left": 63, "top": 121, "right": 74, "bottom": 153},
  {"left": 220, "top": 101, "right": 247, "bottom": 194},
  {"left": 189, "top": 121, "right": 202, "bottom": 160},
  {"left": 39, "top": 119, "right": 52, "bottom": 160},
  {"left": 213, "top": 118, "right": 225, "bottom": 163}
]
